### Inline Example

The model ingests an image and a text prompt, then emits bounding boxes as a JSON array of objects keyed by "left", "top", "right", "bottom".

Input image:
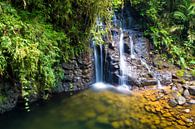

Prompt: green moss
[
  {"left": 191, "top": 70, "right": 195, "bottom": 77},
  {"left": 0, "top": 95, "right": 7, "bottom": 104},
  {"left": 176, "top": 70, "right": 185, "bottom": 77}
]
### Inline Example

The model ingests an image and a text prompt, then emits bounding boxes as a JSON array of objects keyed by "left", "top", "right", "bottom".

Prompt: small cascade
[
  {"left": 157, "top": 79, "right": 162, "bottom": 89},
  {"left": 93, "top": 18, "right": 104, "bottom": 83},
  {"left": 154, "top": 72, "right": 163, "bottom": 89},
  {"left": 119, "top": 29, "right": 125, "bottom": 85},
  {"left": 93, "top": 41, "right": 101, "bottom": 82},
  {"left": 92, "top": 6, "right": 165, "bottom": 92},
  {"left": 140, "top": 58, "right": 163, "bottom": 89},
  {"left": 93, "top": 42, "right": 107, "bottom": 89},
  {"left": 93, "top": 41, "right": 104, "bottom": 83},
  {"left": 100, "top": 44, "right": 103, "bottom": 82},
  {"left": 129, "top": 35, "right": 135, "bottom": 59},
  {"left": 118, "top": 29, "right": 130, "bottom": 91}
]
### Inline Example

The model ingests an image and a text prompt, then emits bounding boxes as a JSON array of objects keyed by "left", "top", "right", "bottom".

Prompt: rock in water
[
  {"left": 184, "top": 109, "right": 190, "bottom": 113},
  {"left": 168, "top": 99, "right": 178, "bottom": 107},
  {"left": 188, "top": 99, "right": 195, "bottom": 104},
  {"left": 176, "top": 96, "right": 186, "bottom": 105},
  {"left": 183, "top": 89, "right": 190, "bottom": 98},
  {"left": 189, "top": 86, "right": 195, "bottom": 96}
]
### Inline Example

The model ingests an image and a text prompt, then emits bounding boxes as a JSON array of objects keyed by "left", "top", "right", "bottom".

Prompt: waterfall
[
  {"left": 93, "top": 40, "right": 108, "bottom": 89},
  {"left": 119, "top": 29, "right": 127, "bottom": 86},
  {"left": 93, "top": 42, "right": 100, "bottom": 82},
  {"left": 93, "top": 42, "right": 104, "bottom": 83},
  {"left": 92, "top": 8, "right": 163, "bottom": 92},
  {"left": 157, "top": 79, "right": 162, "bottom": 89},
  {"left": 100, "top": 44, "right": 103, "bottom": 82}
]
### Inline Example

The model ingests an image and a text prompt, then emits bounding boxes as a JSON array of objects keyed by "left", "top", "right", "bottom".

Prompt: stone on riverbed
[
  {"left": 176, "top": 96, "right": 186, "bottom": 105},
  {"left": 188, "top": 86, "right": 195, "bottom": 96},
  {"left": 183, "top": 89, "right": 190, "bottom": 98},
  {"left": 169, "top": 99, "right": 178, "bottom": 107},
  {"left": 188, "top": 99, "right": 195, "bottom": 104}
]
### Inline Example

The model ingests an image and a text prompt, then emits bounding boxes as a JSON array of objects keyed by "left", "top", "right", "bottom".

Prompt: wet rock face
[
  {"left": 0, "top": 51, "right": 93, "bottom": 114},
  {"left": 0, "top": 82, "right": 19, "bottom": 114},
  {"left": 104, "top": 29, "right": 172, "bottom": 87},
  {"left": 54, "top": 52, "right": 93, "bottom": 93}
]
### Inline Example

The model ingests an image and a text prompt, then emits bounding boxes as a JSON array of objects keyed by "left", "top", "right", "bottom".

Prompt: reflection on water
[{"left": 0, "top": 88, "right": 194, "bottom": 129}]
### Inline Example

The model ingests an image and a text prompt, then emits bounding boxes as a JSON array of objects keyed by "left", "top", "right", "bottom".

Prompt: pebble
[
  {"left": 176, "top": 96, "right": 186, "bottom": 105},
  {"left": 188, "top": 99, "right": 195, "bottom": 104},
  {"left": 169, "top": 99, "right": 178, "bottom": 107},
  {"left": 183, "top": 89, "right": 190, "bottom": 98},
  {"left": 177, "top": 120, "right": 185, "bottom": 125},
  {"left": 183, "top": 109, "right": 190, "bottom": 113}
]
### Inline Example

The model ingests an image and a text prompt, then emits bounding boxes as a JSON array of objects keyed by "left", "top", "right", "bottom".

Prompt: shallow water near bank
[{"left": 0, "top": 87, "right": 194, "bottom": 129}]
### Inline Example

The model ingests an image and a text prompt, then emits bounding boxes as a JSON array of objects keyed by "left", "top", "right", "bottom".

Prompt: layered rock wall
[{"left": 0, "top": 51, "right": 94, "bottom": 114}]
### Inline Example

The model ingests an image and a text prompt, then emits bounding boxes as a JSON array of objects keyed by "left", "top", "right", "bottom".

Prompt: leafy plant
[
  {"left": 0, "top": 0, "right": 121, "bottom": 104},
  {"left": 131, "top": 0, "right": 195, "bottom": 69}
]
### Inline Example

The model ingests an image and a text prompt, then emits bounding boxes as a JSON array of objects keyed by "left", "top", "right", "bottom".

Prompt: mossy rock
[
  {"left": 84, "top": 111, "right": 96, "bottom": 118},
  {"left": 111, "top": 121, "right": 122, "bottom": 129},
  {"left": 176, "top": 70, "right": 185, "bottom": 77},
  {"left": 96, "top": 115, "right": 109, "bottom": 124}
]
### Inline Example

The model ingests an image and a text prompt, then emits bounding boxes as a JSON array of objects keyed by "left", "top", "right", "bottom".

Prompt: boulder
[
  {"left": 160, "top": 72, "right": 172, "bottom": 85},
  {"left": 183, "top": 89, "right": 190, "bottom": 98},
  {"left": 189, "top": 86, "right": 195, "bottom": 96},
  {"left": 176, "top": 96, "right": 186, "bottom": 105},
  {"left": 169, "top": 99, "right": 178, "bottom": 107}
]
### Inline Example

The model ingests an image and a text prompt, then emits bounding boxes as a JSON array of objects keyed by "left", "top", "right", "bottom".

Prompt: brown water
[{"left": 0, "top": 88, "right": 194, "bottom": 129}]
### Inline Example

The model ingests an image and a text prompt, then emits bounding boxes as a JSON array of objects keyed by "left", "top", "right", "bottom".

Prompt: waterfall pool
[{"left": 0, "top": 87, "right": 194, "bottom": 129}]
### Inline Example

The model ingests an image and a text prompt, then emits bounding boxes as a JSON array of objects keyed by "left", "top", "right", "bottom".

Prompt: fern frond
[{"left": 174, "top": 11, "right": 187, "bottom": 21}]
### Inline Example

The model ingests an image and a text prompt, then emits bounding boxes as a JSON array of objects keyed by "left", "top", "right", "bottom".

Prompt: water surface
[{"left": 0, "top": 88, "right": 194, "bottom": 129}]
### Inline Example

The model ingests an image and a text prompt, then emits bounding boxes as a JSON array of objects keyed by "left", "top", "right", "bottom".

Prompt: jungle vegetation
[{"left": 0, "top": 0, "right": 194, "bottom": 104}]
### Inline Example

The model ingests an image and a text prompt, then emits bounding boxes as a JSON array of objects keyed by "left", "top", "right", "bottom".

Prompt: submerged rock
[
  {"left": 188, "top": 99, "right": 195, "bottom": 104},
  {"left": 169, "top": 99, "right": 178, "bottom": 107},
  {"left": 189, "top": 86, "right": 195, "bottom": 96},
  {"left": 183, "top": 89, "right": 190, "bottom": 98},
  {"left": 176, "top": 96, "right": 186, "bottom": 105},
  {"left": 184, "top": 109, "right": 190, "bottom": 113}
]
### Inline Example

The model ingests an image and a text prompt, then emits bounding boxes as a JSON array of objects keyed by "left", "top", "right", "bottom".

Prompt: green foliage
[
  {"left": 0, "top": 95, "right": 7, "bottom": 104},
  {"left": 131, "top": 0, "right": 195, "bottom": 69},
  {"left": 11, "top": 0, "right": 116, "bottom": 46},
  {"left": 0, "top": 1, "right": 72, "bottom": 99},
  {"left": 0, "top": 0, "right": 119, "bottom": 103},
  {"left": 176, "top": 70, "right": 185, "bottom": 77},
  {"left": 191, "top": 69, "right": 195, "bottom": 77}
]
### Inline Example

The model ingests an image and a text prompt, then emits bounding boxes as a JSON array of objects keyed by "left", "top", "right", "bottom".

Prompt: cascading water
[
  {"left": 119, "top": 29, "right": 127, "bottom": 86},
  {"left": 140, "top": 58, "right": 163, "bottom": 89},
  {"left": 100, "top": 44, "right": 103, "bottom": 82},
  {"left": 117, "top": 28, "right": 131, "bottom": 92},
  {"left": 93, "top": 42, "right": 101, "bottom": 82},
  {"left": 93, "top": 5, "right": 163, "bottom": 92},
  {"left": 93, "top": 42, "right": 107, "bottom": 89},
  {"left": 129, "top": 35, "right": 135, "bottom": 59}
]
